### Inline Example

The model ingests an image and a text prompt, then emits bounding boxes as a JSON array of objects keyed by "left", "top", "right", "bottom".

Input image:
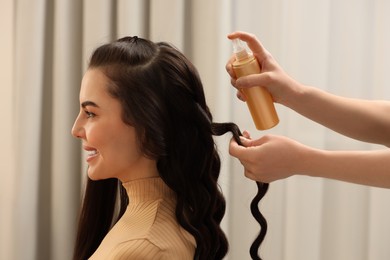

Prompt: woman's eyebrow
[{"left": 81, "top": 101, "right": 99, "bottom": 108}]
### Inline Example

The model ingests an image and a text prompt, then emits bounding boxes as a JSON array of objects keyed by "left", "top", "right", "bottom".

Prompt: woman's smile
[{"left": 84, "top": 145, "right": 99, "bottom": 162}]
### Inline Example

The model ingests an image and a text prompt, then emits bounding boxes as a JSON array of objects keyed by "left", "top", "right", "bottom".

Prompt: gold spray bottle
[{"left": 231, "top": 39, "right": 279, "bottom": 130}]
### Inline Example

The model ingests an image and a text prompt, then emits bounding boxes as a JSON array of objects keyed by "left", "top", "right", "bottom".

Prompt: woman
[{"left": 72, "top": 36, "right": 243, "bottom": 259}]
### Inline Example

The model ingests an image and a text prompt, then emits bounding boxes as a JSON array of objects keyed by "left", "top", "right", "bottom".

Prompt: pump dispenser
[{"left": 231, "top": 39, "right": 279, "bottom": 130}]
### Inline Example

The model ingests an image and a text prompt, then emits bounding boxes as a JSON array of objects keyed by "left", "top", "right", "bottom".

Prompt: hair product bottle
[{"left": 231, "top": 39, "right": 279, "bottom": 130}]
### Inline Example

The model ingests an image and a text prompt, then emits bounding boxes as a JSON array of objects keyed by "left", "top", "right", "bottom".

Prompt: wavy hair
[{"left": 73, "top": 36, "right": 268, "bottom": 260}]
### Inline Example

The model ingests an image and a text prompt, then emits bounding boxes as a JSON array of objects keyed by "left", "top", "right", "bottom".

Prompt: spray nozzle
[{"left": 232, "top": 39, "right": 250, "bottom": 61}]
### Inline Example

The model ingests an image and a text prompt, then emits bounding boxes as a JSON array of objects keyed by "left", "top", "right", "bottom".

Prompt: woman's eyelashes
[{"left": 84, "top": 110, "right": 96, "bottom": 118}]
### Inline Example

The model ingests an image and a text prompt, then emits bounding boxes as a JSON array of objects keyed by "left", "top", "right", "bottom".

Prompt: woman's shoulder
[{"left": 112, "top": 237, "right": 194, "bottom": 260}]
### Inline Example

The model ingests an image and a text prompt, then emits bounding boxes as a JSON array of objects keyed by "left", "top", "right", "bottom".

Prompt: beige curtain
[
  {"left": 1, "top": 0, "right": 390, "bottom": 260},
  {"left": 229, "top": 1, "right": 390, "bottom": 260},
  {"left": 0, "top": 1, "right": 17, "bottom": 260},
  {"left": 1, "top": 1, "right": 232, "bottom": 259}
]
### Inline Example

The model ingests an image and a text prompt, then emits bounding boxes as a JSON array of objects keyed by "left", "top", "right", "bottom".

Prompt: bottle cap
[{"left": 232, "top": 39, "right": 249, "bottom": 61}]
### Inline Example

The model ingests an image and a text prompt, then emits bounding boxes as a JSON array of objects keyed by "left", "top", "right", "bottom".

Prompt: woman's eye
[{"left": 84, "top": 110, "right": 96, "bottom": 118}]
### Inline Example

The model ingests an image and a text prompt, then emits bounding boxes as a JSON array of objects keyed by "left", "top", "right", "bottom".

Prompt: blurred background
[{"left": 1, "top": 0, "right": 390, "bottom": 259}]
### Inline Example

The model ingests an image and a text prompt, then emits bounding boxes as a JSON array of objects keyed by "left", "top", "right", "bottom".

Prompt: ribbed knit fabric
[{"left": 89, "top": 177, "right": 196, "bottom": 260}]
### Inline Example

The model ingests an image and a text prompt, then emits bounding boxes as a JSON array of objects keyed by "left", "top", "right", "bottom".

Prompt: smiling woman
[
  {"left": 72, "top": 69, "right": 158, "bottom": 182},
  {"left": 72, "top": 36, "right": 244, "bottom": 260}
]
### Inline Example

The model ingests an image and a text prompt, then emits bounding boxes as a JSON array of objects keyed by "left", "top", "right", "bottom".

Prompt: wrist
[
  {"left": 280, "top": 78, "right": 308, "bottom": 108},
  {"left": 298, "top": 146, "right": 326, "bottom": 178}
]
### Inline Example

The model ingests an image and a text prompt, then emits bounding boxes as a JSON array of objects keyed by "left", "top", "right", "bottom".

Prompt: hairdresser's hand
[
  {"left": 226, "top": 31, "right": 300, "bottom": 107},
  {"left": 229, "top": 134, "right": 310, "bottom": 183}
]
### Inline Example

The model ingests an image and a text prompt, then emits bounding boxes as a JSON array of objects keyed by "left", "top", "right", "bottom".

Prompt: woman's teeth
[{"left": 88, "top": 150, "right": 98, "bottom": 156}]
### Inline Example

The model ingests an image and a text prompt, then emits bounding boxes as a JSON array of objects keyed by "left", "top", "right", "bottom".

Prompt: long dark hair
[{"left": 73, "top": 36, "right": 268, "bottom": 260}]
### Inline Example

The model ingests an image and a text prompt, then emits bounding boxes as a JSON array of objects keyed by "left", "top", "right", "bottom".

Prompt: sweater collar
[{"left": 122, "top": 177, "right": 176, "bottom": 204}]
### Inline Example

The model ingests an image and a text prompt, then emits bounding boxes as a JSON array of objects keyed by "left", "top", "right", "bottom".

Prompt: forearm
[
  {"left": 285, "top": 84, "right": 390, "bottom": 146},
  {"left": 301, "top": 148, "right": 390, "bottom": 188}
]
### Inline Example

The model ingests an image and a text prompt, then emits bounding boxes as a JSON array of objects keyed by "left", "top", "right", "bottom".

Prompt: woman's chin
[{"left": 87, "top": 168, "right": 105, "bottom": 181}]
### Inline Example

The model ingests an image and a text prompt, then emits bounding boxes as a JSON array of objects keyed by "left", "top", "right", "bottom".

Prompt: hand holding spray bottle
[{"left": 231, "top": 39, "right": 279, "bottom": 130}]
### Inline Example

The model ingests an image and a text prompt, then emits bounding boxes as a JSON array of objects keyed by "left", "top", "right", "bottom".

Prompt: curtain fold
[
  {"left": 116, "top": 0, "right": 149, "bottom": 39},
  {"left": 51, "top": 0, "right": 83, "bottom": 259},
  {"left": 2, "top": 0, "right": 390, "bottom": 259},
  {"left": 0, "top": 0, "right": 16, "bottom": 259},
  {"left": 14, "top": 0, "right": 50, "bottom": 259}
]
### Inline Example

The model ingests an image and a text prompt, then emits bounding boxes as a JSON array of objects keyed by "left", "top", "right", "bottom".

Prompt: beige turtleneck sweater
[{"left": 89, "top": 177, "right": 195, "bottom": 260}]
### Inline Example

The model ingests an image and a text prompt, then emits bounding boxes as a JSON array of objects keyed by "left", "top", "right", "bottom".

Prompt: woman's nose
[{"left": 71, "top": 115, "right": 84, "bottom": 139}]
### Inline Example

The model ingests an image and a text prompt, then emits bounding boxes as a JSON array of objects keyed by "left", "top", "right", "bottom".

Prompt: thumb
[
  {"left": 243, "top": 134, "right": 273, "bottom": 147},
  {"left": 238, "top": 136, "right": 253, "bottom": 147},
  {"left": 229, "top": 137, "right": 247, "bottom": 158},
  {"left": 236, "top": 73, "right": 269, "bottom": 89}
]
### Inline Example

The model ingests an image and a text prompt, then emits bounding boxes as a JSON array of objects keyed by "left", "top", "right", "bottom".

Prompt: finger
[
  {"left": 242, "top": 130, "right": 251, "bottom": 139},
  {"left": 236, "top": 90, "right": 247, "bottom": 102},
  {"left": 248, "top": 134, "right": 274, "bottom": 146},
  {"left": 238, "top": 136, "right": 253, "bottom": 147},
  {"left": 230, "top": 77, "right": 237, "bottom": 88},
  {"left": 229, "top": 137, "right": 247, "bottom": 158},
  {"left": 239, "top": 134, "right": 273, "bottom": 148},
  {"left": 236, "top": 73, "right": 270, "bottom": 89},
  {"left": 225, "top": 55, "right": 237, "bottom": 78},
  {"left": 243, "top": 169, "right": 257, "bottom": 181}
]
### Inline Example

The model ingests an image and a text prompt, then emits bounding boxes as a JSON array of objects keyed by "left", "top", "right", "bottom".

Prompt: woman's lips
[{"left": 84, "top": 146, "right": 99, "bottom": 162}]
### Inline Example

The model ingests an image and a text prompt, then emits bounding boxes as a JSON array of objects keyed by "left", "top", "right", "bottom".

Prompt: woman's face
[{"left": 72, "top": 68, "right": 158, "bottom": 182}]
